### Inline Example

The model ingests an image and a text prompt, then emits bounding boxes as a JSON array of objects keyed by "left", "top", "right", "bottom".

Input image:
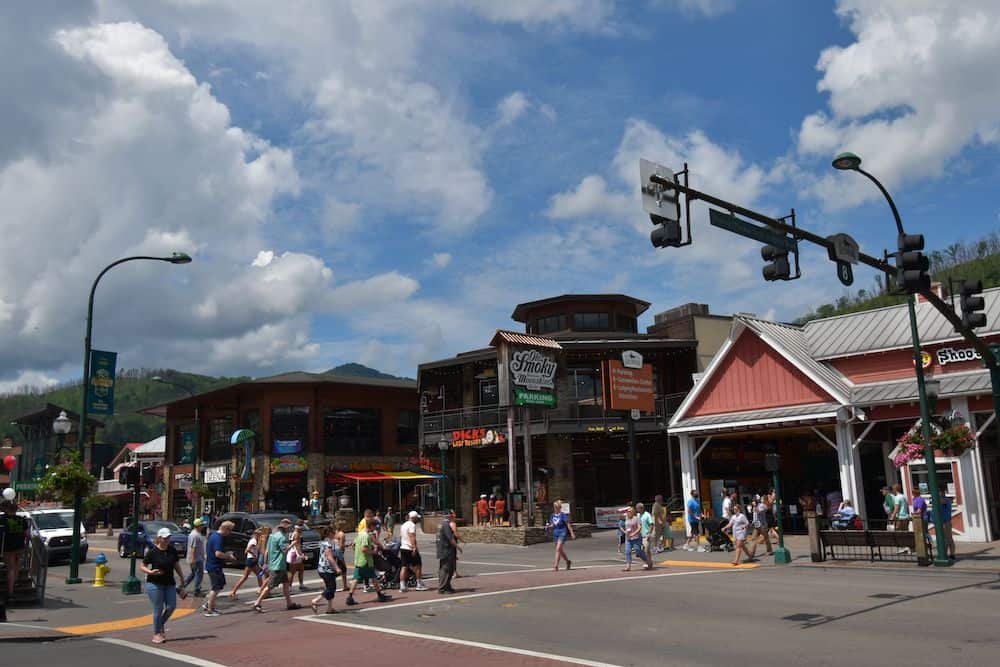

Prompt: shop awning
[{"left": 329, "top": 470, "right": 443, "bottom": 482}]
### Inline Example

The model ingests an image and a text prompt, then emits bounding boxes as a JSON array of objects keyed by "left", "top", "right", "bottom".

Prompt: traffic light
[
  {"left": 141, "top": 463, "right": 156, "bottom": 486},
  {"left": 761, "top": 245, "right": 790, "bottom": 281},
  {"left": 117, "top": 464, "right": 138, "bottom": 487},
  {"left": 960, "top": 280, "right": 987, "bottom": 329},
  {"left": 898, "top": 233, "right": 930, "bottom": 293},
  {"left": 650, "top": 215, "right": 683, "bottom": 248}
]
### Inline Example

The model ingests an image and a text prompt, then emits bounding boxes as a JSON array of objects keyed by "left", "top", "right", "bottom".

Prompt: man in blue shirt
[
  {"left": 202, "top": 521, "right": 236, "bottom": 616},
  {"left": 684, "top": 490, "right": 705, "bottom": 552},
  {"left": 930, "top": 489, "right": 956, "bottom": 560},
  {"left": 831, "top": 500, "right": 857, "bottom": 529}
]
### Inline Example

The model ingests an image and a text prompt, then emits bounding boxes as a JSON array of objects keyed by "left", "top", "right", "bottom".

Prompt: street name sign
[{"left": 709, "top": 209, "right": 798, "bottom": 253}]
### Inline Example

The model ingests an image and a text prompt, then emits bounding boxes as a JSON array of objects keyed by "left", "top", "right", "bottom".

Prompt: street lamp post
[
  {"left": 833, "top": 153, "right": 950, "bottom": 566},
  {"left": 438, "top": 437, "right": 449, "bottom": 511},
  {"left": 68, "top": 252, "right": 192, "bottom": 585}
]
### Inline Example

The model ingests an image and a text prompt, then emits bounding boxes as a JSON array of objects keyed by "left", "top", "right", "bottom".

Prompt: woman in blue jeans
[
  {"left": 623, "top": 506, "right": 653, "bottom": 571},
  {"left": 140, "top": 528, "right": 186, "bottom": 644}
]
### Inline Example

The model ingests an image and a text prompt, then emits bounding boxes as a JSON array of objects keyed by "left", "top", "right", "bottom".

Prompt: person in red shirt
[
  {"left": 476, "top": 494, "right": 489, "bottom": 526},
  {"left": 494, "top": 496, "right": 506, "bottom": 527}
]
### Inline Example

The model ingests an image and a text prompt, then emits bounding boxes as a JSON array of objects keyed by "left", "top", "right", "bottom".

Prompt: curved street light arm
[{"left": 855, "top": 167, "right": 905, "bottom": 237}]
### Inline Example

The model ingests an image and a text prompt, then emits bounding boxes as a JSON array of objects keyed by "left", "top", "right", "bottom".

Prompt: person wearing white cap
[
  {"left": 398, "top": 511, "right": 427, "bottom": 592},
  {"left": 140, "top": 527, "right": 185, "bottom": 644}
]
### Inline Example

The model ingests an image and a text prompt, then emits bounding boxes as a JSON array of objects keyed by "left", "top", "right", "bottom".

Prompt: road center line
[
  {"left": 97, "top": 637, "right": 230, "bottom": 667},
  {"left": 299, "top": 616, "right": 624, "bottom": 667}
]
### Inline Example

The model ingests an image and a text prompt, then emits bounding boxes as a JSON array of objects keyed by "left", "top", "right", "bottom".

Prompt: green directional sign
[
  {"left": 709, "top": 209, "right": 798, "bottom": 253},
  {"left": 514, "top": 388, "right": 556, "bottom": 407}
]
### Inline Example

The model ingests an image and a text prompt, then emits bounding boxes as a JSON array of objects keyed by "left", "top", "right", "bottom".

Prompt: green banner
[
  {"left": 180, "top": 430, "right": 197, "bottom": 464},
  {"left": 514, "top": 388, "right": 556, "bottom": 407},
  {"left": 87, "top": 349, "right": 117, "bottom": 415},
  {"left": 13, "top": 481, "right": 40, "bottom": 491}
]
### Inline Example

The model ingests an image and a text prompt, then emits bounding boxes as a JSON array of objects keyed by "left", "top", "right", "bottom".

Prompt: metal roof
[
  {"left": 489, "top": 330, "right": 564, "bottom": 350},
  {"left": 251, "top": 371, "right": 416, "bottom": 389},
  {"left": 851, "top": 370, "right": 993, "bottom": 406},
  {"left": 737, "top": 317, "right": 853, "bottom": 402},
  {"left": 670, "top": 402, "right": 842, "bottom": 433},
  {"left": 804, "top": 286, "right": 1000, "bottom": 360}
]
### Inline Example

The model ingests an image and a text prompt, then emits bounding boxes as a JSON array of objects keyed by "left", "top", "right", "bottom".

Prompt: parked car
[
  {"left": 117, "top": 519, "right": 188, "bottom": 559},
  {"left": 213, "top": 513, "right": 321, "bottom": 568},
  {"left": 20, "top": 509, "right": 88, "bottom": 564}
]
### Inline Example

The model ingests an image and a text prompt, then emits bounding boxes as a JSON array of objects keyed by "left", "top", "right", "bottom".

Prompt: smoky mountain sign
[{"left": 510, "top": 348, "right": 557, "bottom": 390}]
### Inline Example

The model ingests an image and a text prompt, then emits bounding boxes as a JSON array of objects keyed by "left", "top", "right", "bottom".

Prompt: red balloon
[{"left": 3, "top": 455, "right": 15, "bottom": 472}]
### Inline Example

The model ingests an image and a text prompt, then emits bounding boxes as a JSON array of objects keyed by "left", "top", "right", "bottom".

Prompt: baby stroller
[
  {"left": 702, "top": 517, "right": 734, "bottom": 552},
  {"left": 375, "top": 541, "right": 417, "bottom": 590}
]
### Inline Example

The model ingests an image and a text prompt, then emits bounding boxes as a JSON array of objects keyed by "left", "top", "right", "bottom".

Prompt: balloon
[
  {"left": 1, "top": 488, "right": 15, "bottom": 501},
  {"left": 2, "top": 455, "right": 14, "bottom": 471}
]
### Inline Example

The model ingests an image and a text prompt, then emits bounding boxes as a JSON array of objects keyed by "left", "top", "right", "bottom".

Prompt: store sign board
[
  {"left": 270, "top": 455, "right": 308, "bottom": 474},
  {"left": 936, "top": 347, "right": 981, "bottom": 366},
  {"left": 203, "top": 465, "right": 228, "bottom": 484},
  {"left": 594, "top": 506, "right": 626, "bottom": 529},
  {"left": 510, "top": 348, "right": 557, "bottom": 390},
  {"left": 451, "top": 428, "right": 507, "bottom": 449},
  {"left": 273, "top": 439, "right": 302, "bottom": 455},
  {"left": 603, "top": 360, "right": 655, "bottom": 412},
  {"left": 514, "top": 388, "right": 556, "bottom": 407}
]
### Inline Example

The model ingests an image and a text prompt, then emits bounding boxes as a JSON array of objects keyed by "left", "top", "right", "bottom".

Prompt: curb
[{"left": 789, "top": 561, "right": 1000, "bottom": 578}]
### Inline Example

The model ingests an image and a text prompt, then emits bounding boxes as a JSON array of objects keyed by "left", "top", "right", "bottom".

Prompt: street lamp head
[
  {"left": 53, "top": 410, "right": 72, "bottom": 435},
  {"left": 168, "top": 252, "right": 192, "bottom": 264},
  {"left": 437, "top": 438, "right": 449, "bottom": 452},
  {"left": 832, "top": 152, "right": 862, "bottom": 171}
]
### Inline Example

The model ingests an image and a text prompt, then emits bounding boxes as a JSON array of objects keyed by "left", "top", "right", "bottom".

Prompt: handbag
[{"left": 286, "top": 545, "right": 302, "bottom": 565}]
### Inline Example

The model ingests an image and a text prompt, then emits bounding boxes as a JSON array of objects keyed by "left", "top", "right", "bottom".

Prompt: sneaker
[
  {"left": 298, "top": 585, "right": 308, "bottom": 592},
  {"left": 415, "top": 583, "right": 428, "bottom": 591},
  {"left": 345, "top": 596, "right": 358, "bottom": 606},
  {"left": 697, "top": 547, "right": 707, "bottom": 553},
  {"left": 200, "top": 603, "right": 209, "bottom": 612},
  {"left": 399, "top": 585, "right": 408, "bottom": 593},
  {"left": 363, "top": 585, "right": 374, "bottom": 593},
  {"left": 683, "top": 545, "right": 693, "bottom": 552},
  {"left": 203, "top": 609, "right": 221, "bottom": 617},
  {"left": 377, "top": 593, "right": 391, "bottom": 602}
]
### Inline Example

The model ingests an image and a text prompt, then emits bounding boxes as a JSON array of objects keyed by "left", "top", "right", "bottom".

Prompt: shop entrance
[{"left": 269, "top": 472, "right": 307, "bottom": 514}]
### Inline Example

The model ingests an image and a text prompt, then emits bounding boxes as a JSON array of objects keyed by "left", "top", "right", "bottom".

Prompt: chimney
[{"left": 916, "top": 282, "right": 945, "bottom": 304}]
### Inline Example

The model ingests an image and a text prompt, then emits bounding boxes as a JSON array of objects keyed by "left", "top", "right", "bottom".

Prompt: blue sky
[{"left": 1, "top": 0, "right": 998, "bottom": 388}]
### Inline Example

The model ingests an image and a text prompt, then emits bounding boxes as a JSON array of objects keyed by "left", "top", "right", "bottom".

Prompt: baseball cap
[
  {"left": 192, "top": 518, "right": 205, "bottom": 527},
  {"left": 480, "top": 494, "right": 487, "bottom": 498},
  {"left": 408, "top": 511, "right": 419, "bottom": 519},
  {"left": 156, "top": 527, "right": 172, "bottom": 539},
  {"left": 279, "top": 518, "right": 292, "bottom": 526}
]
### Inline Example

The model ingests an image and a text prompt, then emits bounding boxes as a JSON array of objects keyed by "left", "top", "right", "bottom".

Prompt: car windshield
[
  {"left": 142, "top": 521, "right": 181, "bottom": 535},
  {"left": 32, "top": 512, "right": 75, "bottom": 530},
  {"left": 254, "top": 515, "right": 304, "bottom": 529}
]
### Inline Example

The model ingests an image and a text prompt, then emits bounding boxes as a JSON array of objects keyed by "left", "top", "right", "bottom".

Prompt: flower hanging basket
[{"left": 893, "top": 416, "right": 976, "bottom": 468}]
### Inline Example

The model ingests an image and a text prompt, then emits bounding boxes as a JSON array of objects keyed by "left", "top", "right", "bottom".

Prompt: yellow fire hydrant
[{"left": 94, "top": 552, "right": 110, "bottom": 587}]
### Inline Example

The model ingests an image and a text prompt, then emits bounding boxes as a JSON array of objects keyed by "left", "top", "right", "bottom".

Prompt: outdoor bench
[{"left": 819, "top": 529, "right": 918, "bottom": 562}]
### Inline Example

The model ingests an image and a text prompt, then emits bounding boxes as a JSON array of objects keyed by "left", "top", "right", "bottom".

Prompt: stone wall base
[{"left": 457, "top": 524, "right": 593, "bottom": 546}]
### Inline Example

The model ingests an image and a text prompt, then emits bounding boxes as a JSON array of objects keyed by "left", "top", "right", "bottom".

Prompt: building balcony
[{"left": 420, "top": 392, "right": 687, "bottom": 444}]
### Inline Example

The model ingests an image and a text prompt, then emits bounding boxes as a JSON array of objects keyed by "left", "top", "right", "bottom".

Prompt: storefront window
[
  {"left": 244, "top": 409, "right": 261, "bottom": 441},
  {"left": 271, "top": 406, "right": 310, "bottom": 453},
  {"left": 617, "top": 314, "right": 637, "bottom": 333},
  {"left": 479, "top": 378, "right": 499, "bottom": 405},
  {"left": 396, "top": 409, "right": 418, "bottom": 445},
  {"left": 573, "top": 312, "right": 610, "bottom": 331},
  {"left": 205, "top": 417, "right": 233, "bottom": 461},
  {"left": 908, "top": 463, "right": 956, "bottom": 498},
  {"left": 324, "top": 408, "right": 381, "bottom": 455}
]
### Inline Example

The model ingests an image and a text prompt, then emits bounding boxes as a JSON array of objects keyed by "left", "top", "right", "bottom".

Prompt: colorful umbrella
[{"left": 230, "top": 429, "right": 255, "bottom": 480}]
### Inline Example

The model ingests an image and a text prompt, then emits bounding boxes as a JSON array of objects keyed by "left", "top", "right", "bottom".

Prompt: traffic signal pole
[
  {"left": 122, "top": 466, "right": 142, "bottom": 594},
  {"left": 647, "top": 168, "right": 1000, "bottom": 563}
]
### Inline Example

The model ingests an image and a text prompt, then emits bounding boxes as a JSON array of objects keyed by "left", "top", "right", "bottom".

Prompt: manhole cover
[
  {"left": 869, "top": 593, "right": 903, "bottom": 599},
  {"left": 782, "top": 613, "right": 822, "bottom": 622}
]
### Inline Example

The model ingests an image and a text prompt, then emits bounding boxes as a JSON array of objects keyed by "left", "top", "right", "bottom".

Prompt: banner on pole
[{"left": 87, "top": 349, "right": 117, "bottom": 415}]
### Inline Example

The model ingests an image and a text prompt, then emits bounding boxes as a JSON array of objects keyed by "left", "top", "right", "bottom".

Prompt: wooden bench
[{"left": 869, "top": 530, "right": 917, "bottom": 561}]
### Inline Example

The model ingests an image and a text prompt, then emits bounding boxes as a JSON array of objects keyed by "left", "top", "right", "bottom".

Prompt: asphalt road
[{"left": 11, "top": 532, "right": 1000, "bottom": 666}]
